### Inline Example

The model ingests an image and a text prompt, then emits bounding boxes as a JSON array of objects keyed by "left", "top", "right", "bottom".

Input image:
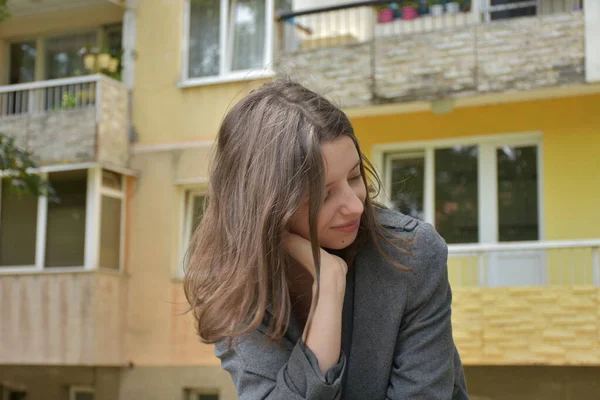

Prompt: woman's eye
[{"left": 350, "top": 174, "right": 362, "bottom": 181}]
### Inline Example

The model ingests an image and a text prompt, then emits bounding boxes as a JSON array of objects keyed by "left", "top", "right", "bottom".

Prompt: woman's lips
[{"left": 332, "top": 220, "right": 360, "bottom": 233}]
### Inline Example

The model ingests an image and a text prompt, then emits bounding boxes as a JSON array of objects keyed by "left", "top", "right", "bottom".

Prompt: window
[
  {"left": 46, "top": 32, "right": 98, "bottom": 80},
  {"left": 384, "top": 135, "right": 540, "bottom": 245},
  {"left": 0, "top": 179, "right": 38, "bottom": 266},
  {"left": 180, "top": 190, "right": 206, "bottom": 275},
  {"left": 0, "top": 385, "right": 27, "bottom": 400},
  {"left": 7, "top": 26, "right": 122, "bottom": 85},
  {"left": 183, "top": 191, "right": 205, "bottom": 246},
  {"left": 184, "top": 0, "right": 273, "bottom": 82},
  {"left": 9, "top": 41, "right": 36, "bottom": 85},
  {"left": 69, "top": 387, "right": 94, "bottom": 400},
  {"left": 0, "top": 167, "right": 126, "bottom": 271},
  {"left": 184, "top": 389, "right": 219, "bottom": 400},
  {"left": 45, "top": 170, "right": 87, "bottom": 267},
  {"left": 99, "top": 170, "right": 125, "bottom": 270}
]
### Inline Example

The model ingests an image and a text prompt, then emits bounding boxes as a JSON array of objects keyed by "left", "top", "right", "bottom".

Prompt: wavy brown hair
[{"left": 184, "top": 79, "right": 407, "bottom": 344}]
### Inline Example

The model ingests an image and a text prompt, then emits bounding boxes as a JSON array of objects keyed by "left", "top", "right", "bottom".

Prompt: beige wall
[
  {"left": 0, "top": 3, "right": 123, "bottom": 39},
  {"left": 464, "top": 366, "right": 600, "bottom": 400},
  {"left": 0, "top": 366, "right": 121, "bottom": 400},
  {"left": 119, "top": 366, "right": 236, "bottom": 400},
  {"left": 126, "top": 148, "right": 217, "bottom": 366},
  {"left": 0, "top": 271, "right": 127, "bottom": 366}
]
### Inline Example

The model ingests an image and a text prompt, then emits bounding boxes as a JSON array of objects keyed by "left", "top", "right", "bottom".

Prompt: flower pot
[
  {"left": 83, "top": 54, "right": 96, "bottom": 70},
  {"left": 430, "top": 4, "right": 444, "bottom": 15},
  {"left": 378, "top": 8, "right": 394, "bottom": 23},
  {"left": 108, "top": 58, "right": 119, "bottom": 73},
  {"left": 445, "top": 2, "right": 460, "bottom": 13},
  {"left": 402, "top": 6, "right": 419, "bottom": 20},
  {"left": 97, "top": 53, "right": 111, "bottom": 69}
]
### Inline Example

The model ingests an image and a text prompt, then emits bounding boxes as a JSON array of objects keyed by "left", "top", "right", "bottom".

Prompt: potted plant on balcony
[
  {"left": 428, "top": 0, "right": 444, "bottom": 15},
  {"left": 376, "top": 3, "right": 395, "bottom": 23},
  {"left": 402, "top": 0, "right": 420, "bottom": 20}
]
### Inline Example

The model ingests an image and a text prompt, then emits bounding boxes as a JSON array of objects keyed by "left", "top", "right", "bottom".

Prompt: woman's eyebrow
[{"left": 326, "top": 160, "right": 361, "bottom": 187}]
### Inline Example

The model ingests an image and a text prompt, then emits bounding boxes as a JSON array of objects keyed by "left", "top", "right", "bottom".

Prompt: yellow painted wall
[
  {"left": 133, "top": 0, "right": 269, "bottom": 145},
  {"left": 0, "top": 3, "right": 123, "bottom": 40},
  {"left": 352, "top": 94, "right": 600, "bottom": 241}
]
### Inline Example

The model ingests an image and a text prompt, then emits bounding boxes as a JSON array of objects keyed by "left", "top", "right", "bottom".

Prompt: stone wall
[
  {"left": 278, "top": 12, "right": 585, "bottom": 108},
  {"left": 0, "top": 76, "right": 130, "bottom": 167},
  {"left": 98, "top": 77, "right": 129, "bottom": 167},
  {"left": 452, "top": 287, "right": 600, "bottom": 366},
  {"left": 0, "top": 108, "right": 97, "bottom": 165}
]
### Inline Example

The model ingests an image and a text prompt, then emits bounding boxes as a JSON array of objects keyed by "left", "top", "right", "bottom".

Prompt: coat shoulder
[{"left": 373, "top": 208, "right": 448, "bottom": 282}]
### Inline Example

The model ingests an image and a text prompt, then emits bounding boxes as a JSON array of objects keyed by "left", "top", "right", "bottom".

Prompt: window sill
[{"left": 178, "top": 69, "right": 275, "bottom": 88}]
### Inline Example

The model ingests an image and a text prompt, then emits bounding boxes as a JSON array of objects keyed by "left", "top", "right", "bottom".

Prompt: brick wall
[
  {"left": 452, "top": 287, "right": 600, "bottom": 365},
  {"left": 0, "top": 108, "right": 96, "bottom": 165},
  {"left": 278, "top": 13, "right": 585, "bottom": 108}
]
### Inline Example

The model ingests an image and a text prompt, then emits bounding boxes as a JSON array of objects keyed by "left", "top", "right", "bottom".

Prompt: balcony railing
[
  {"left": 0, "top": 74, "right": 129, "bottom": 167},
  {"left": 275, "top": 0, "right": 586, "bottom": 107},
  {"left": 448, "top": 239, "right": 600, "bottom": 287}
]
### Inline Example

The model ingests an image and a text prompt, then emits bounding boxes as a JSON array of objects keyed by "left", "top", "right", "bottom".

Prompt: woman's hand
[
  {"left": 284, "top": 232, "right": 347, "bottom": 375},
  {"left": 284, "top": 232, "right": 347, "bottom": 296}
]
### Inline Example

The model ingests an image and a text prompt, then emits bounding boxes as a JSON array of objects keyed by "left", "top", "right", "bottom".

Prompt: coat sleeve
[
  {"left": 386, "top": 223, "right": 469, "bottom": 400},
  {"left": 215, "top": 334, "right": 346, "bottom": 400}
]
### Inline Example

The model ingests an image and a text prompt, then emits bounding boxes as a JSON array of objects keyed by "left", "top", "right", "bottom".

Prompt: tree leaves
[{"left": 0, "top": 133, "right": 57, "bottom": 201}]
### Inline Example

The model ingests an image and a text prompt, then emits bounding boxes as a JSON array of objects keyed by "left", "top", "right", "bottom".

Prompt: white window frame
[
  {"left": 180, "top": 0, "right": 275, "bottom": 87},
  {"left": 178, "top": 187, "right": 207, "bottom": 278},
  {"left": 69, "top": 386, "right": 95, "bottom": 400},
  {"left": 0, "top": 164, "right": 128, "bottom": 274},
  {"left": 373, "top": 132, "right": 544, "bottom": 245}
]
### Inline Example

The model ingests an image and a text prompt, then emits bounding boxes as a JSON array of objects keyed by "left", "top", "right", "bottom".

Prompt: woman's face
[{"left": 290, "top": 136, "right": 367, "bottom": 250}]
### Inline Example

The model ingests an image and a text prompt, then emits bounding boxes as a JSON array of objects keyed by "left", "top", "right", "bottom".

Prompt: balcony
[
  {"left": 0, "top": 75, "right": 129, "bottom": 167},
  {"left": 447, "top": 239, "right": 600, "bottom": 366},
  {"left": 0, "top": 270, "right": 127, "bottom": 366},
  {"left": 276, "top": 0, "right": 588, "bottom": 108}
]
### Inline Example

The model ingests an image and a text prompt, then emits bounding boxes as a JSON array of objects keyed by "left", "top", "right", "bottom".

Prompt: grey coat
[{"left": 215, "top": 209, "right": 469, "bottom": 399}]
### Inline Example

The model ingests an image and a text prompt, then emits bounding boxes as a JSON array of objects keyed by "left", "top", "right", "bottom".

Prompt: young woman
[{"left": 184, "top": 80, "right": 469, "bottom": 400}]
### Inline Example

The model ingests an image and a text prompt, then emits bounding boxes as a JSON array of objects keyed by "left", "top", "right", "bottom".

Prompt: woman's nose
[{"left": 340, "top": 189, "right": 364, "bottom": 216}]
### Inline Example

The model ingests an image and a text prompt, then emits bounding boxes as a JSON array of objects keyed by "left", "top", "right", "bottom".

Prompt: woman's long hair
[{"left": 184, "top": 79, "right": 408, "bottom": 344}]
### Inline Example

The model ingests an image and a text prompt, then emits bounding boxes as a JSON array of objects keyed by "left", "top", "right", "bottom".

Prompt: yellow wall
[
  {"left": 0, "top": 3, "right": 123, "bottom": 40},
  {"left": 133, "top": 0, "right": 269, "bottom": 144},
  {"left": 352, "top": 94, "right": 600, "bottom": 240}
]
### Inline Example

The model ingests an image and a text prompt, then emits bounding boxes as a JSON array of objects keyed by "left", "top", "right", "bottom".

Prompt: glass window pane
[
  {"left": 0, "top": 180, "right": 38, "bottom": 266},
  {"left": 190, "top": 194, "right": 206, "bottom": 239},
  {"left": 435, "top": 146, "right": 478, "bottom": 244},
  {"left": 75, "top": 392, "right": 94, "bottom": 400},
  {"left": 189, "top": 0, "right": 221, "bottom": 78},
  {"left": 46, "top": 32, "right": 97, "bottom": 79},
  {"left": 389, "top": 156, "right": 425, "bottom": 220},
  {"left": 100, "top": 196, "right": 122, "bottom": 269},
  {"left": 231, "top": 0, "right": 266, "bottom": 71},
  {"left": 45, "top": 170, "right": 87, "bottom": 267},
  {"left": 198, "top": 395, "right": 219, "bottom": 400},
  {"left": 10, "top": 41, "right": 36, "bottom": 84},
  {"left": 497, "top": 146, "right": 539, "bottom": 241}
]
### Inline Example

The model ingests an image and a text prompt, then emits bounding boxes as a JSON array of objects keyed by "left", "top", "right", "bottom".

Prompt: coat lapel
[{"left": 344, "top": 242, "right": 408, "bottom": 400}]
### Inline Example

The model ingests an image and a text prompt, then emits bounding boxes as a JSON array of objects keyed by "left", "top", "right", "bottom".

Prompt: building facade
[{"left": 1, "top": 0, "right": 599, "bottom": 399}]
